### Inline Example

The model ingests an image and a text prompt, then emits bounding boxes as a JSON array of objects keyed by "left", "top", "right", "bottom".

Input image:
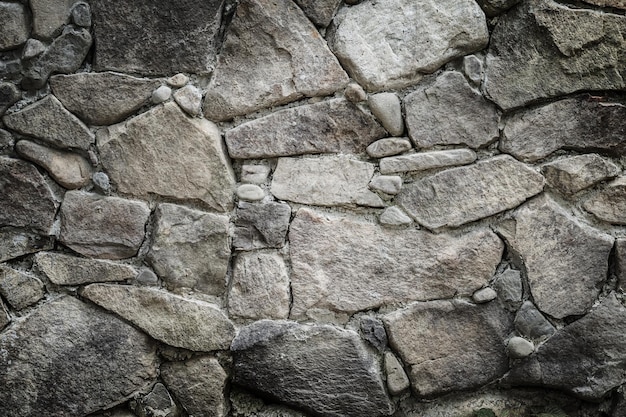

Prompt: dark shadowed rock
[
  {"left": 360, "top": 316, "right": 388, "bottom": 352},
  {"left": 294, "top": 0, "right": 342, "bottom": 27},
  {"left": 35, "top": 251, "right": 137, "bottom": 285},
  {"left": 583, "top": 177, "right": 626, "bottom": 224},
  {"left": 476, "top": 0, "right": 522, "bottom": 16},
  {"left": 0, "top": 265, "right": 45, "bottom": 310},
  {"left": 233, "top": 202, "right": 291, "bottom": 250},
  {"left": 0, "top": 82, "right": 20, "bottom": 117},
  {"left": 131, "top": 383, "right": 179, "bottom": 417},
  {"left": 514, "top": 301, "right": 556, "bottom": 342},
  {"left": 542, "top": 154, "right": 620, "bottom": 195},
  {"left": 0, "top": 298, "right": 8, "bottom": 330},
  {"left": 0, "top": 227, "right": 53, "bottom": 262}
]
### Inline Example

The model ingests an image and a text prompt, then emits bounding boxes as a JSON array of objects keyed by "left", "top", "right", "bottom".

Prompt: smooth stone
[
  {"left": 92, "top": 172, "right": 110, "bottom": 192},
  {"left": 0, "top": 265, "right": 45, "bottom": 310},
  {"left": 167, "top": 73, "right": 189, "bottom": 88},
  {"left": 173, "top": 85, "right": 202, "bottom": 116},
  {"left": 476, "top": 0, "right": 522, "bottom": 16},
  {"left": 379, "top": 206, "right": 413, "bottom": 226},
  {"left": 462, "top": 55, "right": 483, "bottom": 83},
  {"left": 70, "top": 1, "right": 91, "bottom": 27},
  {"left": 542, "top": 154, "right": 620, "bottom": 195},
  {"left": 0, "top": 82, "right": 20, "bottom": 116},
  {"left": 472, "top": 287, "right": 497, "bottom": 304},
  {"left": 293, "top": 0, "right": 342, "bottom": 27},
  {"left": 134, "top": 268, "right": 159, "bottom": 286},
  {"left": 369, "top": 175, "right": 402, "bottom": 195},
  {"left": 151, "top": 85, "right": 172, "bottom": 104},
  {"left": 492, "top": 269, "right": 523, "bottom": 307},
  {"left": 35, "top": 251, "right": 137, "bottom": 285},
  {"left": 514, "top": 301, "right": 556, "bottom": 342},
  {"left": 22, "top": 39, "right": 46, "bottom": 59},
  {"left": 0, "top": 2, "right": 29, "bottom": 51},
  {"left": 236, "top": 184, "right": 264, "bottom": 201},
  {"left": 366, "top": 137, "right": 412, "bottom": 158},
  {"left": 368, "top": 93, "right": 404, "bottom": 136},
  {"left": 583, "top": 177, "right": 626, "bottom": 224},
  {"left": 385, "top": 352, "right": 410, "bottom": 396},
  {"left": 379, "top": 149, "right": 477, "bottom": 175},
  {"left": 131, "top": 383, "right": 179, "bottom": 417},
  {"left": 240, "top": 164, "right": 271, "bottom": 184},
  {"left": 507, "top": 337, "right": 534, "bottom": 359},
  {"left": 344, "top": 82, "right": 367, "bottom": 103},
  {"left": 360, "top": 316, "right": 388, "bottom": 352},
  {"left": 0, "top": 227, "right": 53, "bottom": 262},
  {"left": 233, "top": 202, "right": 291, "bottom": 250},
  {"left": 30, "top": 0, "right": 78, "bottom": 38}
]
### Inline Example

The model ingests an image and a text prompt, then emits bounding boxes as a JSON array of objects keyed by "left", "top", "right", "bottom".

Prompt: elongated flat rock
[
  {"left": 379, "top": 149, "right": 477, "bottom": 174},
  {"left": 542, "top": 154, "right": 620, "bottom": 195},
  {"left": 583, "top": 177, "right": 626, "bottom": 224},
  {"left": 35, "top": 251, "right": 137, "bottom": 285},
  {"left": 0, "top": 2, "right": 29, "bottom": 50},
  {"left": 0, "top": 227, "right": 53, "bottom": 262}
]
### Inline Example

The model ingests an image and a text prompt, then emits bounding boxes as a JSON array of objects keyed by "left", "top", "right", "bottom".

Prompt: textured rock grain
[
  {"left": 35, "top": 251, "right": 137, "bottom": 285},
  {"left": 0, "top": 265, "right": 45, "bottom": 310},
  {"left": 542, "top": 154, "right": 620, "bottom": 195},
  {"left": 583, "top": 177, "right": 626, "bottom": 224},
  {"left": 379, "top": 149, "right": 477, "bottom": 175},
  {"left": 233, "top": 202, "right": 291, "bottom": 250}
]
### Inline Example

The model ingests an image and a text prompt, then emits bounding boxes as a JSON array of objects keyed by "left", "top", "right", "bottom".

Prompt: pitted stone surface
[
  {"left": 583, "top": 177, "right": 626, "bottom": 224},
  {"left": 0, "top": 2, "right": 30, "bottom": 51},
  {"left": 379, "top": 149, "right": 477, "bottom": 175},
  {"left": 0, "top": 228, "right": 53, "bottom": 262},
  {"left": 35, "top": 251, "right": 138, "bottom": 285},
  {"left": 294, "top": 0, "right": 342, "bottom": 27},
  {"left": 542, "top": 154, "right": 620, "bottom": 195},
  {"left": 30, "top": 0, "right": 79, "bottom": 39},
  {"left": 0, "top": 265, "right": 45, "bottom": 310},
  {"left": 233, "top": 202, "right": 291, "bottom": 250}
]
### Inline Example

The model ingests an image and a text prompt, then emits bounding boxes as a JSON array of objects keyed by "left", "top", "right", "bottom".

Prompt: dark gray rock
[
  {"left": 0, "top": 298, "right": 8, "bottom": 330},
  {"left": 360, "top": 316, "right": 388, "bottom": 352},
  {"left": 514, "top": 301, "right": 556, "bottom": 342},
  {"left": 230, "top": 389, "right": 309, "bottom": 417},
  {"left": 29, "top": 0, "right": 79, "bottom": 39},
  {"left": 0, "top": 82, "right": 20, "bottom": 117},
  {"left": 233, "top": 202, "right": 291, "bottom": 250},
  {"left": 131, "top": 383, "right": 179, "bottom": 417},
  {"left": 542, "top": 154, "right": 620, "bottom": 195},
  {"left": 0, "top": 227, "right": 53, "bottom": 262},
  {"left": 0, "top": 2, "right": 30, "bottom": 51},
  {"left": 492, "top": 269, "right": 523, "bottom": 308},
  {"left": 476, "top": 0, "right": 522, "bottom": 16},
  {"left": 0, "top": 129, "right": 12, "bottom": 153},
  {"left": 70, "top": 1, "right": 91, "bottom": 27},
  {"left": 0, "top": 265, "right": 45, "bottom": 310},
  {"left": 617, "top": 239, "right": 626, "bottom": 292},
  {"left": 294, "top": 0, "right": 342, "bottom": 27},
  {"left": 35, "top": 251, "right": 138, "bottom": 285}
]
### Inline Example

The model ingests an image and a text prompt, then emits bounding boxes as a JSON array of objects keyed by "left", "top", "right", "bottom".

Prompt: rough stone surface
[
  {"left": 0, "top": 299, "right": 8, "bottom": 330},
  {"left": 384, "top": 299, "right": 512, "bottom": 397},
  {"left": 582, "top": 0, "right": 626, "bottom": 8},
  {"left": 230, "top": 390, "right": 309, "bottom": 417},
  {"left": 236, "top": 184, "right": 264, "bottom": 201},
  {"left": 0, "top": 83, "right": 20, "bottom": 117},
  {"left": 0, "top": 228, "right": 53, "bottom": 262},
  {"left": 379, "top": 206, "right": 412, "bottom": 226},
  {"left": 225, "top": 98, "right": 385, "bottom": 159},
  {"left": 618, "top": 239, "right": 626, "bottom": 291},
  {"left": 379, "top": 149, "right": 477, "bottom": 175},
  {"left": 232, "top": 320, "right": 393, "bottom": 417},
  {"left": 0, "top": 296, "right": 158, "bottom": 417},
  {"left": 368, "top": 93, "right": 404, "bottom": 136},
  {"left": 82, "top": 284, "right": 235, "bottom": 351},
  {"left": 131, "top": 383, "right": 179, "bottom": 417},
  {"left": 35, "top": 251, "right": 137, "bottom": 285},
  {"left": 0, "top": 265, "right": 45, "bottom": 310},
  {"left": 289, "top": 208, "right": 503, "bottom": 315},
  {"left": 0, "top": 2, "right": 29, "bottom": 51},
  {"left": 583, "top": 177, "right": 626, "bottom": 224},
  {"left": 366, "top": 137, "right": 412, "bottom": 158},
  {"left": 369, "top": 175, "right": 402, "bottom": 196},
  {"left": 404, "top": 71, "right": 500, "bottom": 149},
  {"left": 384, "top": 352, "right": 410, "bottom": 395},
  {"left": 294, "top": 0, "right": 342, "bottom": 27},
  {"left": 71, "top": 1, "right": 91, "bottom": 27},
  {"left": 360, "top": 316, "right": 388, "bottom": 352},
  {"left": 203, "top": 0, "right": 348, "bottom": 121},
  {"left": 240, "top": 164, "right": 270, "bottom": 185},
  {"left": 329, "top": 0, "right": 488, "bottom": 91},
  {"left": 50, "top": 72, "right": 162, "bottom": 125},
  {"left": 29, "top": 0, "right": 78, "bottom": 39},
  {"left": 514, "top": 301, "right": 556, "bottom": 342},
  {"left": 167, "top": 73, "right": 189, "bottom": 88},
  {"left": 22, "top": 39, "right": 46, "bottom": 59},
  {"left": 492, "top": 269, "right": 523, "bottom": 307},
  {"left": 542, "top": 154, "right": 620, "bottom": 195},
  {"left": 344, "top": 82, "right": 367, "bottom": 103},
  {"left": 59, "top": 191, "right": 150, "bottom": 260},
  {"left": 472, "top": 287, "right": 498, "bottom": 304},
  {"left": 476, "top": 0, "right": 522, "bottom": 16},
  {"left": 499, "top": 195, "right": 613, "bottom": 319},
  {"left": 98, "top": 102, "right": 235, "bottom": 211},
  {"left": 173, "top": 85, "right": 202, "bottom": 116},
  {"left": 146, "top": 203, "right": 230, "bottom": 295},
  {"left": 507, "top": 337, "right": 534, "bottom": 359},
  {"left": 462, "top": 55, "right": 484, "bottom": 84},
  {"left": 233, "top": 202, "right": 291, "bottom": 250}
]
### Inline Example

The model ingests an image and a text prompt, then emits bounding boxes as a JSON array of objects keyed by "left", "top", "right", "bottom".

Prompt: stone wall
[{"left": 1, "top": 0, "right": 626, "bottom": 416}]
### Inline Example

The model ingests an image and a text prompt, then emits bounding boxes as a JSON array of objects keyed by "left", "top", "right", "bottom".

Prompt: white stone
[
  {"left": 152, "top": 85, "right": 171, "bottom": 103},
  {"left": 167, "top": 73, "right": 189, "bottom": 88},
  {"left": 237, "top": 184, "right": 264, "bottom": 202},
  {"left": 379, "top": 206, "right": 412, "bottom": 227},
  {"left": 507, "top": 336, "right": 534, "bottom": 359},
  {"left": 369, "top": 175, "right": 402, "bottom": 195}
]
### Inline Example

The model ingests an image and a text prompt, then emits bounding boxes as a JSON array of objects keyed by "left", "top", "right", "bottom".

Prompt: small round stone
[
  {"left": 71, "top": 1, "right": 92, "bottom": 27},
  {"left": 167, "top": 73, "right": 189, "bottom": 88},
  {"left": 135, "top": 268, "right": 159, "bottom": 286},
  {"left": 507, "top": 336, "right": 534, "bottom": 359},
  {"left": 472, "top": 287, "right": 497, "bottom": 304},
  {"left": 344, "top": 82, "right": 367, "bottom": 103},
  {"left": 237, "top": 184, "right": 264, "bottom": 201},
  {"left": 92, "top": 172, "right": 110, "bottom": 192},
  {"left": 152, "top": 85, "right": 172, "bottom": 104}
]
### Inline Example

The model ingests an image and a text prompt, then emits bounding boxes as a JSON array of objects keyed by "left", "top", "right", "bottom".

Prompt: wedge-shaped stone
[
  {"left": 498, "top": 195, "right": 613, "bottom": 319},
  {"left": 81, "top": 284, "right": 235, "bottom": 352},
  {"left": 0, "top": 227, "right": 53, "bottom": 262},
  {"left": 225, "top": 99, "right": 385, "bottom": 159},
  {"left": 583, "top": 177, "right": 626, "bottom": 224},
  {"left": 0, "top": 265, "right": 45, "bottom": 310},
  {"left": 397, "top": 155, "right": 544, "bottom": 229},
  {"left": 35, "top": 251, "right": 137, "bottom": 285},
  {"left": 232, "top": 320, "right": 393, "bottom": 417},
  {"left": 289, "top": 208, "right": 503, "bottom": 316},
  {"left": 542, "top": 154, "right": 620, "bottom": 195},
  {"left": 379, "top": 149, "right": 477, "bottom": 175},
  {"left": 294, "top": 0, "right": 342, "bottom": 27},
  {"left": 98, "top": 102, "right": 235, "bottom": 211},
  {"left": 0, "top": 296, "right": 158, "bottom": 417},
  {"left": 203, "top": 0, "right": 348, "bottom": 121},
  {"left": 328, "top": 0, "right": 488, "bottom": 91}
]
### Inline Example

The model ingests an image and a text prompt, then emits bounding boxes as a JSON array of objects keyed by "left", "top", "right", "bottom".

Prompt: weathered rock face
[
  {"left": 0, "top": 265, "right": 45, "bottom": 310},
  {"left": 366, "top": 137, "right": 412, "bottom": 158},
  {"left": 29, "top": 0, "right": 78, "bottom": 39},
  {"left": 368, "top": 92, "right": 404, "bottom": 136},
  {"left": 514, "top": 301, "right": 556, "bottom": 342},
  {"left": 0, "top": 2, "right": 30, "bottom": 51},
  {"left": 293, "top": 0, "right": 342, "bottom": 27},
  {"left": 476, "top": 0, "right": 522, "bottom": 16},
  {"left": 583, "top": 177, "right": 626, "bottom": 224},
  {"left": 582, "top": 0, "right": 626, "bottom": 8},
  {"left": 379, "top": 149, "right": 477, "bottom": 175},
  {"left": 542, "top": 154, "right": 620, "bottom": 195},
  {"left": 233, "top": 202, "right": 291, "bottom": 250},
  {"left": 0, "top": 227, "right": 53, "bottom": 262},
  {"left": 0, "top": 296, "right": 158, "bottom": 417},
  {"left": 0, "top": 83, "right": 20, "bottom": 118},
  {"left": 35, "top": 251, "right": 137, "bottom": 285},
  {"left": 231, "top": 320, "right": 393, "bottom": 417}
]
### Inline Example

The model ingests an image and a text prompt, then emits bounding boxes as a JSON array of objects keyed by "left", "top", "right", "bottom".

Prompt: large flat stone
[
  {"left": 542, "top": 154, "right": 620, "bottom": 195},
  {"left": 35, "top": 251, "right": 138, "bottom": 285},
  {"left": 0, "top": 2, "right": 30, "bottom": 50},
  {"left": 289, "top": 208, "right": 503, "bottom": 316},
  {"left": 0, "top": 227, "right": 53, "bottom": 262},
  {"left": 583, "top": 177, "right": 626, "bottom": 224}
]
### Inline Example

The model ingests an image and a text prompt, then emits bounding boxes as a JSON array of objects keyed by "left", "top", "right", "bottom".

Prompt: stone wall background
[{"left": 1, "top": 0, "right": 626, "bottom": 416}]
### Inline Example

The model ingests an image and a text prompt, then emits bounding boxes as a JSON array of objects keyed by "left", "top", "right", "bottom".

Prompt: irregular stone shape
[
  {"left": 618, "top": 239, "right": 626, "bottom": 291},
  {"left": 0, "top": 157, "right": 58, "bottom": 234},
  {"left": 203, "top": 0, "right": 348, "bottom": 121},
  {"left": 233, "top": 202, "right": 291, "bottom": 250},
  {"left": 499, "top": 195, "right": 613, "bottom": 319},
  {"left": 228, "top": 251, "right": 291, "bottom": 320},
  {"left": 135, "top": 268, "right": 158, "bottom": 286},
  {"left": 161, "top": 356, "right": 228, "bottom": 417},
  {"left": 0, "top": 129, "right": 12, "bottom": 152},
  {"left": 484, "top": 0, "right": 626, "bottom": 110},
  {"left": 366, "top": 137, "right": 412, "bottom": 158},
  {"left": 507, "top": 337, "right": 534, "bottom": 359},
  {"left": 131, "top": 383, "right": 179, "bottom": 417},
  {"left": 360, "top": 316, "right": 388, "bottom": 352},
  {"left": 384, "top": 299, "right": 512, "bottom": 398},
  {"left": 397, "top": 155, "right": 545, "bottom": 229},
  {"left": 146, "top": 203, "right": 230, "bottom": 295},
  {"left": 328, "top": 0, "right": 488, "bottom": 91},
  {"left": 289, "top": 208, "right": 503, "bottom": 315},
  {"left": 232, "top": 320, "right": 393, "bottom": 417},
  {"left": 385, "top": 352, "right": 410, "bottom": 395},
  {"left": 98, "top": 102, "right": 235, "bottom": 211},
  {"left": 71, "top": 1, "right": 91, "bottom": 27},
  {"left": 476, "top": 0, "right": 522, "bottom": 16},
  {"left": 151, "top": 85, "right": 171, "bottom": 104},
  {"left": 16, "top": 140, "right": 92, "bottom": 189},
  {"left": 542, "top": 154, "right": 620, "bottom": 195},
  {"left": 582, "top": 0, "right": 626, "bottom": 8},
  {"left": 0, "top": 82, "right": 20, "bottom": 117},
  {"left": 370, "top": 175, "right": 402, "bottom": 195},
  {"left": 91, "top": 172, "right": 110, "bottom": 192},
  {"left": 271, "top": 156, "right": 384, "bottom": 207},
  {"left": 344, "top": 82, "right": 367, "bottom": 103},
  {"left": 294, "top": 0, "right": 342, "bottom": 27},
  {"left": 50, "top": 72, "right": 162, "bottom": 125},
  {"left": 0, "top": 2, "right": 29, "bottom": 51},
  {"left": 241, "top": 164, "right": 271, "bottom": 184},
  {"left": 3, "top": 95, "right": 94, "bottom": 150},
  {"left": 379, "top": 149, "right": 477, "bottom": 175},
  {"left": 583, "top": 177, "right": 626, "bottom": 224},
  {"left": 0, "top": 265, "right": 45, "bottom": 310},
  {"left": 493, "top": 269, "right": 523, "bottom": 307},
  {"left": 0, "top": 296, "right": 158, "bottom": 417},
  {"left": 368, "top": 93, "right": 404, "bottom": 136},
  {"left": 173, "top": 85, "right": 202, "bottom": 116},
  {"left": 501, "top": 99, "right": 626, "bottom": 162},
  {"left": 514, "top": 301, "right": 556, "bottom": 342},
  {"left": 0, "top": 227, "right": 53, "bottom": 262},
  {"left": 59, "top": 191, "right": 150, "bottom": 260},
  {"left": 30, "top": 0, "right": 78, "bottom": 38},
  {"left": 167, "top": 73, "right": 189, "bottom": 88},
  {"left": 404, "top": 72, "right": 500, "bottom": 149},
  {"left": 236, "top": 184, "right": 264, "bottom": 201},
  {"left": 35, "top": 251, "right": 137, "bottom": 285},
  {"left": 81, "top": 284, "right": 235, "bottom": 352},
  {"left": 225, "top": 98, "right": 385, "bottom": 159},
  {"left": 91, "top": 0, "right": 224, "bottom": 75},
  {"left": 22, "top": 39, "right": 46, "bottom": 59},
  {"left": 379, "top": 206, "right": 412, "bottom": 226},
  {"left": 472, "top": 287, "right": 497, "bottom": 304},
  {"left": 462, "top": 54, "right": 484, "bottom": 84}
]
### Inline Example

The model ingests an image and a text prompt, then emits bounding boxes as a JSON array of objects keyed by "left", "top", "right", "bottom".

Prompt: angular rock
[
  {"left": 514, "top": 301, "right": 556, "bottom": 342},
  {"left": 472, "top": 287, "right": 498, "bottom": 304},
  {"left": 493, "top": 269, "right": 523, "bottom": 307},
  {"left": 379, "top": 149, "right": 477, "bottom": 175},
  {"left": 59, "top": 191, "right": 150, "bottom": 260},
  {"left": 271, "top": 156, "right": 384, "bottom": 207},
  {"left": 22, "top": 39, "right": 46, "bottom": 59},
  {"left": 397, "top": 155, "right": 545, "bottom": 229},
  {"left": 328, "top": 0, "right": 488, "bottom": 91},
  {"left": 173, "top": 85, "right": 202, "bottom": 116},
  {"left": 476, "top": 0, "right": 522, "bottom": 16},
  {"left": 583, "top": 177, "right": 626, "bottom": 224},
  {"left": 30, "top": 0, "right": 79, "bottom": 38},
  {"left": 146, "top": 203, "right": 230, "bottom": 295},
  {"left": 0, "top": 296, "right": 158, "bottom": 417},
  {"left": 0, "top": 265, "right": 45, "bottom": 310},
  {"left": 3, "top": 95, "right": 94, "bottom": 150},
  {"left": 289, "top": 208, "right": 503, "bottom": 315},
  {"left": 81, "top": 284, "right": 235, "bottom": 351},
  {"left": 35, "top": 251, "right": 137, "bottom": 285},
  {"left": 236, "top": 184, "right": 264, "bottom": 201},
  {"left": 379, "top": 206, "right": 412, "bottom": 226},
  {"left": 368, "top": 93, "right": 404, "bottom": 136},
  {"left": 542, "top": 154, "right": 620, "bottom": 195},
  {"left": 404, "top": 71, "right": 500, "bottom": 149},
  {"left": 360, "top": 316, "right": 388, "bottom": 352},
  {"left": 484, "top": 0, "right": 626, "bottom": 110},
  {"left": 225, "top": 98, "right": 385, "bottom": 158},
  {"left": 294, "top": 0, "right": 342, "bottom": 27},
  {"left": 231, "top": 390, "right": 310, "bottom": 417},
  {"left": 384, "top": 299, "right": 512, "bottom": 397},
  {"left": 241, "top": 164, "right": 271, "bottom": 185},
  {"left": 203, "top": 0, "right": 348, "bottom": 121},
  {"left": 499, "top": 195, "right": 613, "bottom": 319},
  {"left": 0, "top": 2, "right": 29, "bottom": 51},
  {"left": 232, "top": 320, "right": 393, "bottom": 417},
  {"left": 233, "top": 202, "right": 291, "bottom": 250},
  {"left": 98, "top": 102, "right": 235, "bottom": 211},
  {"left": 366, "top": 137, "right": 412, "bottom": 158},
  {"left": 0, "top": 227, "right": 53, "bottom": 262},
  {"left": 507, "top": 337, "right": 534, "bottom": 359},
  {"left": 369, "top": 175, "right": 402, "bottom": 196},
  {"left": 0, "top": 82, "right": 20, "bottom": 117},
  {"left": 131, "top": 383, "right": 179, "bottom": 417},
  {"left": 385, "top": 351, "right": 410, "bottom": 396},
  {"left": 50, "top": 72, "right": 162, "bottom": 125}
]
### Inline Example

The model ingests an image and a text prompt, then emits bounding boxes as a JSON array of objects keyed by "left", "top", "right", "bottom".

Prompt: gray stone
[
  {"left": 0, "top": 228, "right": 53, "bottom": 262},
  {"left": 379, "top": 149, "right": 477, "bottom": 175},
  {"left": 29, "top": 0, "right": 78, "bottom": 38},
  {"left": 91, "top": 0, "right": 224, "bottom": 75},
  {"left": 22, "top": 39, "right": 46, "bottom": 59},
  {"left": 203, "top": 0, "right": 348, "bottom": 121},
  {"left": 501, "top": 99, "right": 626, "bottom": 162},
  {"left": 50, "top": 72, "right": 162, "bottom": 125},
  {"left": 151, "top": 85, "right": 171, "bottom": 104},
  {"left": 405, "top": 72, "right": 500, "bottom": 149},
  {"left": 0, "top": 82, "right": 20, "bottom": 117},
  {"left": 161, "top": 356, "right": 228, "bottom": 417},
  {"left": 230, "top": 389, "right": 310, "bottom": 417},
  {"left": 35, "top": 251, "right": 137, "bottom": 285},
  {"left": 582, "top": 0, "right": 626, "bottom": 8},
  {"left": 0, "top": 298, "right": 8, "bottom": 330},
  {"left": 499, "top": 195, "right": 613, "bottom": 319},
  {"left": 173, "top": 85, "right": 202, "bottom": 116},
  {"left": 135, "top": 268, "right": 158, "bottom": 286},
  {"left": 240, "top": 164, "right": 271, "bottom": 184},
  {"left": 492, "top": 269, "right": 523, "bottom": 306},
  {"left": 289, "top": 208, "right": 503, "bottom": 316},
  {"left": 397, "top": 155, "right": 545, "bottom": 229},
  {"left": 359, "top": 316, "right": 388, "bottom": 352},
  {"left": 542, "top": 154, "right": 620, "bottom": 195},
  {"left": 476, "top": 0, "right": 522, "bottom": 16},
  {"left": 236, "top": 184, "right": 264, "bottom": 202},
  {"left": 228, "top": 251, "right": 291, "bottom": 320},
  {"left": 59, "top": 191, "right": 150, "bottom": 260},
  {"left": 507, "top": 337, "right": 534, "bottom": 359},
  {"left": 0, "top": 296, "right": 158, "bottom": 417},
  {"left": 379, "top": 206, "right": 413, "bottom": 226},
  {"left": 484, "top": 0, "right": 626, "bottom": 110},
  {"left": 233, "top": 202, "right": 291, "bottom": 250},
  {"left": 131, "top": 383, "right": 179, "bottom": 417},
  {"left": 0, "top": 265, "right": 45, "bottom": 310},
  {"left": 368, "top": 93, "right": 404, "bottom": 136},
  {"left": 294, "top": 0, "right": 342, "bottom": 27},
  {"left": 167, "top": 74, "right": 189, "bottom": 88},
  {"left": 583, "top": 177, "right": 626, "bottom": 224},
  {"left": 514, "top": 301, "right": 556, "bottom": 342},
  {"left": 0, "top": 157, "right": 58, "bottom": 234},
  {"left": 0, "top": 129, "right": 12, "bottom": 153},
  {"left": 70, "top": 1, "right": 91, "bottom": 27},
  {"left": 384, "top": 352, "right": 410, "bottom": 396},
  {"left": 344, "top": 82, "right": 367, "bottom": 103},
  {"left": 98, "top": 102, "right": 235, "bottom": 212},
  {"left": 146, "top": 203, "right": 229, "bottom": 296},
  {"left": 472, "top": 287, "right": 498, "bottom": 304},
  {"left": 15, "top": 140, "right": 92, "bottom": 189},
  {"left": 0, "top": 2, "right": 29, "bottom": 51},
  {"left": 225, "top": 98, "right": 385, "bottom": 158},
  {"left": 369, "top": 175, "right": 402, "bottom": 196},
  {"left": 232, "top": 320, "right": 393, "bottom": 417},
  {"left": 384, "top": 299, "right": 512, "bottom": 397},
  {"left": 618, "top": 239, "right": 626, "bottom": 291},
  {"left": 81, "top": 284, "right": 235, "bottom": 352},
  {"left": 328, "top": 0, "right": 488, "bottom": 91},
  {"left": 462, "top": 55, "right": 483, "bottom": 84},
  {"left": 92, "top": 172, "right": 110, "bottom": 192},
  {"left": 366, "top": 137, "right": 412, "bottom": 158},
  {"left": 271, "top": 156, "right": 384, "bottom": 207}
]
